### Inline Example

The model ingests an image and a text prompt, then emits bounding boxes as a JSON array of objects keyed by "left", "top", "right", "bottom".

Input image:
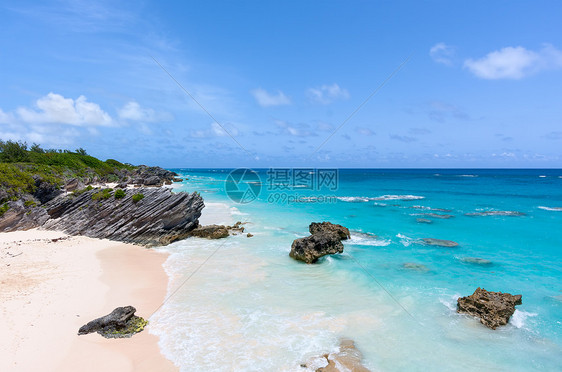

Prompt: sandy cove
[{"left": 0, "top": 229, "right": 177, "bottom": 372}]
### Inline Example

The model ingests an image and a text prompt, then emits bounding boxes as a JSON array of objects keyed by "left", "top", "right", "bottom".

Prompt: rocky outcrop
[
  {"left": 0, "top": 187, "right": 204, "bottom": 247},
  {"left": 302, "top": 339, "right": 371, "bottom": 372},
  {"left": 422, "top": 238, "right": 459, "bottom": 247},
  {"left": 78, "top": 306, "right": 148, "bottom": 338},
  {"left": 33, "top": 176, "right": 63, "bottom": 204},
  {"left": 309, "top": 222, "right": 350, "bottom": 240},
  {"left": 457, "top": 287, "right": 522, "bottom": 329},
  {"left": 290, "top": 221, "right": 350, "bottom": 264},
  {"left": 186, "top": 221, "right": 248, "bottom": 239},
  {"left": 290, "top": 232, "right": 344, "bottom": 264},
  {"left": 188, "top": 224, "right": 229, "bottom": 239}
]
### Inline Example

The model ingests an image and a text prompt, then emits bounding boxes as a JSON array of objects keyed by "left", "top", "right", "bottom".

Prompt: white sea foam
[
  {"left": 509, "top": 310, "right": 538, "bottom": 329},
  {"left": 457, "top": 174, "right": 478, "bottom": 177},
  {"left": 538, "top": 206, "right": 562, "bottom": 211},
  {"left": 439, "top": 294, "right": 461, "bottom": 311},
  {"left": 337, "top": 196, "right": 376, "bottom": 202},
  {"left": 397, "top": 233, "right": 415, "bottom": 247},
  {"left": 373, "top": 195, "right": 425, "bottom": 201},
  {"left": 347, "top": 233, "right": 391, "bottom": 247}
]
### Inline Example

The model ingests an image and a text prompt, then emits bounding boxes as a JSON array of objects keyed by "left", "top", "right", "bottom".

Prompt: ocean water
[{"left": 150, "top": 169, "right": 562, "bottom": 371}]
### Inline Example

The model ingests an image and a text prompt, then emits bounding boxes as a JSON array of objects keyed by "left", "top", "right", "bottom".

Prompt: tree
[{"left": 0, "top": 140, "right": 29, "bottom": 162}]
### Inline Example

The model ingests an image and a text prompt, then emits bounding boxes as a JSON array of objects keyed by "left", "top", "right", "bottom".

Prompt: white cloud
[
  {"left": 307, "top": 83, "right": 349, "bottom": 104},
  {"left": 430, "top": 43, "right": 455, "bottom": 65},
  {"left": 118, "top": 101, "right": 173, "bottom": 123},
  {"left": 0, "top": 108, "right": 15, "bottom": 124},
  {"left": 464, "top": 44, "right": 562, "bottom": 79},
  {"left": 251, "top": 88, "right": 291, "bottom": 107},
  {"left": 189, "top": 122, "right": 239, "bottom": 138},
  {"left": 355, "top": 127, "right": 375, "bottom": 136},
  {"left": 17, "top": 92, "right": 114, "bottom": 126}
]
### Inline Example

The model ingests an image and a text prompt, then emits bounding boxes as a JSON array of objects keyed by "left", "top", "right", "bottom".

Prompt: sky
[{"left": 1, "top": 0, "right": 561, "bottom": 168}]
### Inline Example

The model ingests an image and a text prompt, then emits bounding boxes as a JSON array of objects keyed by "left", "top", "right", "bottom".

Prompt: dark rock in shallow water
[
  {"left": 422, "top": 238, "right": 459, "bottom": 247},
  {"left": 188, "top": 224, "right": 229, "bottom": 239},
  {"left": 309, "top": 222, "right": 351, "bottom": 240},
  {"left": 460, "top": 257, "right": 493, "bottom": 266},
  {"left": 465, "top": 211, "right": 525, "bottom": 217},
  {"left": 78, "top": 306, "right": 147, "bottom": 338},
  {"left": 416, "top": 218, "right": 433, "bottom": 224},
  {"left": 457, "top": 287, "right": 522, "bottom": 329},
  {"left": 421, "top": 213, "right": 454, "bottom": 219},
  {"left": 290, "top": 232, "right": 344, "bottom": 264},
  {"left": 38, "top": 187, "right": 203, "bottom": 247}
]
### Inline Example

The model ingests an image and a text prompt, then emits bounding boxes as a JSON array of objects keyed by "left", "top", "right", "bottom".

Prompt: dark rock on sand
[
  {"left": 0, "top": 200, "right": 50, "bottom": 232},
  {"left": 188, "top": 224, "right": 229, "bottom": 239},
  {"left": 422, "top": 238, "right": 459, "bottom": 247},
  {"left": 303, "top": 339, "right": 371, "bottom": 372},
  {"left": 309, "top": 221, "right": 351, "bottom": 240},
  {"left": 465, "top": 211, "right": 526, "bottom": 217},
  {"left": 457, "top": 287, "right": 522, "bottom": 329},
  {"left": 460, "top": 257, "right": 493, "bottom": 266},
  {"left": 78, "top": 306, "right": 147, "bottom": 338},
  {"left": 290, "top": 232, "right": 344, "bottom": 264},
  {"left": 246, "top": 233, "right": 254, "bottom": 238}
]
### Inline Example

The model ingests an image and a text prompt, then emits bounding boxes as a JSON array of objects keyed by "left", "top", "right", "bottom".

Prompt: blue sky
[{"left": 1, "top": 1, "right": 561, "bottom": 168}]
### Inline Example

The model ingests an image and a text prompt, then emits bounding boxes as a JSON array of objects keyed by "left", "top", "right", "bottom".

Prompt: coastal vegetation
[{"left": 0, "top": 140, "right": 132, "bottom": 203}]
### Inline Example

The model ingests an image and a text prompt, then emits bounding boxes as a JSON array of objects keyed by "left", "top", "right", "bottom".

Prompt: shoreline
[{"left": 0, "top": 229, "right": 176, "bottom": 372}]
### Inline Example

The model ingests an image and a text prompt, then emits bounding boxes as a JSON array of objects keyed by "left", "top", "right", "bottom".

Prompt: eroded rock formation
[{"left": 457, "top": 287, "right": 522, "bottom": 329}]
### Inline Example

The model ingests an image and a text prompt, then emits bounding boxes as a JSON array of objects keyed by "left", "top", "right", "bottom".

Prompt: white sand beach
[{"left": 0, "top": 229, "right": 177, "bottom": 372}]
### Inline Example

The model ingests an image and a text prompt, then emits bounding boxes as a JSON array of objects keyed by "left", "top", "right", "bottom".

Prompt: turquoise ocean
[{"left": 150, "top": 169, "right": 562, "bottom": 371}]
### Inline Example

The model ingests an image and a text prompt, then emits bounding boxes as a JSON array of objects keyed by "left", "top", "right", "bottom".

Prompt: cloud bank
[
  {"left": 251, "top": 88, "right": 291, "bottom": 107},
  {"left": 464, "top": 44, "right": 562, "bottom": 79}
]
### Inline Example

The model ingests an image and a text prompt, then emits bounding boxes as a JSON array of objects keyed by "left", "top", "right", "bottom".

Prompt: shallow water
[{"left": 151, "top": 169, "right": 562, "bottom": 371}]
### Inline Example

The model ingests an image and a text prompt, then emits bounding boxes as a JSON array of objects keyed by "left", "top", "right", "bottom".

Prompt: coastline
[{"left": 0, "top": 229, "right": 176, "bottom": 372}]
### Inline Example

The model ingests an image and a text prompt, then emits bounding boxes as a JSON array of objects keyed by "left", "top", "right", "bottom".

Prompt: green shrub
[
  {"left": 0, "top": 140, "right": 29, "bottom": 162},
  {"left": 114, "top": 189, "right": 126, "bottom": 199},
  {"left": 132, "top": 193, "right": 144, "bottom": 203},
  {"left": 24, "top": 200, "right": 37, "bottom": 207},
  {"left": 92, "top": 188, "right": 113, "bottom": 200},
  {"left": 0, "top": 203, "right": 10, "bottom": 217},
  {"left": 72, "top": 185, "right": 94, "bottom": 196}
]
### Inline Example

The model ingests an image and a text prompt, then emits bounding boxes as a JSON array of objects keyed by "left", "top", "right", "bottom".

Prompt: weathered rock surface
[
  {"left": 188, "top": 224, "right": 229, "bottom": 239},
  {"left": 290, "top": 232, "right": 344, "bottom": 264},
  {"left": 78, "top": 306, "right": 147, "bottom": 338},
  {"left": 422, "top": 238, "right": 459, "bottom": 247},
  {"left": 302, "top": 339, "right": 371, "bottom": 372},
  {"left": 33, "top": 176, "right": 63, "bottom": 204},
  {"left": 1, "top": 187, "right": 204, "bottom": 247},
  {"left": 457, "top": 287, "right": 522, "bottom": 329},
  {"left": 309, "top": 221, "right": 350, "bottom": 240}
]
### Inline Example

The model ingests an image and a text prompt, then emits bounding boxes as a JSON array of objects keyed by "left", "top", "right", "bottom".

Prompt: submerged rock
[
  {"left": 309, "top": 221, "right": 351, "bottom": 240},
  {"left": 416, "top": 218, "right": 433, "bottom": 224},
  {"left": 465, "top": 211, "right": 525, "bottom": 217},
  {"left": 457, "top": 287, "right": 522, "bottom": 329},
  {"left": 421, "top": 213, "right": 454, "bottom": 219},
  {"left": 78, "top": 306, "right": 148, "bottom": 338},
  {"left": 290, "top": 232, "right": 344, "bottom": 264},
  {"left": 460, "top": 257, "right": 493, "bottom": 266},
  {"left": 422, "top": 238, "right": 459, "bottom": 247},
  {"left": 402, "top": 262, "right": 429, "bottom": 272},
  {"left": 302, "top": 339, "right": 371, "bottom": 372}
]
